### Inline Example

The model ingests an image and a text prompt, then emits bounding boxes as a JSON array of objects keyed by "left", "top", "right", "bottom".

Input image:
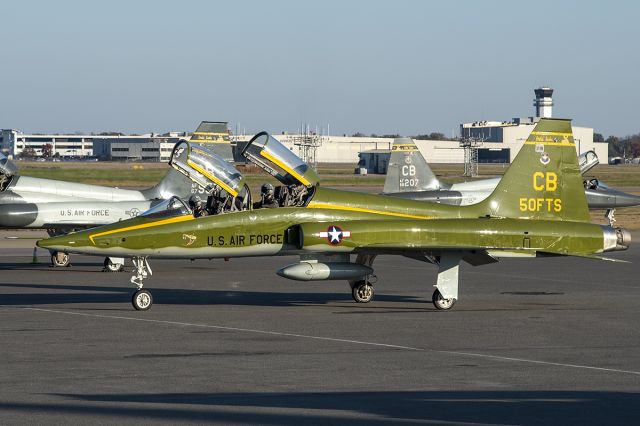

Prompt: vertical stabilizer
[
  {"left": 475, "top": 118, "right": 589, "bottom": 221},
  {"left": 383, "top": 138, "right": 448, "bottom": 193},
  {"left": 140, "top": 168, "right": 196, "bottom": 200},
  {"left": 190, "top": 121, "right": 234, "bottom": 161}
]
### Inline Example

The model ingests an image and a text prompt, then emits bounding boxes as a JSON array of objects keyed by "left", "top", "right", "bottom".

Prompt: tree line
[
  {"left": 596, "top": 132, "right": 640, "bottom": 158},
  {"left": 351, "top": 132, "right": 452, "bottom": 140}
]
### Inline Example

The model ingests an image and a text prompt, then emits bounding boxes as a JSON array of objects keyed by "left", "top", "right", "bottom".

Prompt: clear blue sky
[{"left": 1, "top": 0, "right": 638, "bottom": 137}]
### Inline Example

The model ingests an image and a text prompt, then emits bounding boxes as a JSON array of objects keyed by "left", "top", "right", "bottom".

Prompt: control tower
[{"left": 534, "top": 87, "right": 554, "bottom": 118}]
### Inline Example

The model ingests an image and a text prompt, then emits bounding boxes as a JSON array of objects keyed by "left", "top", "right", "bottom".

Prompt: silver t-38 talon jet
[{"left": 1, "top": 121, "right": 232, "bottom": 270}]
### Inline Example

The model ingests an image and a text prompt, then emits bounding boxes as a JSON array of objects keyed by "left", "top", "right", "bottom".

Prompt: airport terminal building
[{"left": 0, "top": 130, "right": 187, "bottom": 162}]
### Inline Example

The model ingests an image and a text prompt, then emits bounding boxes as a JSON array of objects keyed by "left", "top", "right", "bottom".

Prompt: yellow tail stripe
[
  {"left": 307, "top": 202, "right": 431, "bottom": 220},
  {"left": 192, "top": 141, "right": 229, "bottom": 144},
  {"left": 524, "top": 140, "right": 575, "bottom": 147},
  {"left": 192, "top": 132, "right": 228, "bottom": 136},
  {"left": 89, "top": 215, "right": 195, "bottom": 244},
  {"left": 261, "top": 149, "right": 311, "bottom": 187},
  {"left": 530, "top": 131, "right": 573, "bottom": 137},
  {"left": 392, "top": 144, "right": 418, "bottom": 152}
]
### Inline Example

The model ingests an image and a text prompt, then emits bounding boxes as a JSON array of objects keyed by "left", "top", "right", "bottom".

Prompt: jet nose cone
[
  {"left": 36, "top": 234, "right": 77, "bottom": 250},
  {"left": 614, "top": 192, "right": 640, "bottom": 208}
]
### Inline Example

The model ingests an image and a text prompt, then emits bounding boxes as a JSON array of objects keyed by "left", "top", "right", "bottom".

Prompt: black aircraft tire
[
  {"left": 432, "top": 289, "right": 456, "bottom": 310},
  {"left": 132, "top": 290, "right": 153, "bottom": 311},
  {"left": 103, "top": 257, "right": 124, "bottom": 272},
  {"left": 51, "top": 251, "right": 70, "bottom": 268},
  {"left": 351, "top": 281, "right": 374, "bottom": 303}
]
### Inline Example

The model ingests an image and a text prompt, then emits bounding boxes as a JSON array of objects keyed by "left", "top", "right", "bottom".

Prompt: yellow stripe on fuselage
[
  {"left": 260, "top": 150, "right": 311, "bottom": 187},
  {"left": 187, "top": 159, "right": 238, "bottom": 197},
  {"left": 89, "top": 215, "right": 195, "bottom": 244},
  {"left": 307, "top": 202, "right": 432, "bottom": 220}
]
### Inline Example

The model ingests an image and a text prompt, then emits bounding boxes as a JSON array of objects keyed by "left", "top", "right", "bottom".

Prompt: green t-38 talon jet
[{"left": 38, "top": 118, "right": 631, "bottom": 311}]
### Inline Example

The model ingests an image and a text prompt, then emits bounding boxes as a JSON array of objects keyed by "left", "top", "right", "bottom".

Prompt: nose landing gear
[
  {"left": 132, "top": 289, "right": 153, "bottom": 311},
  {"left": 130, "top": 257, "right": 153, "bottom": 310}
]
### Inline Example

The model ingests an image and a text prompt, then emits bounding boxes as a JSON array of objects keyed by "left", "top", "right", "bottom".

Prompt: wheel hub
[{"left": 136, "top": 293, "right": 150, "bottom": 308}]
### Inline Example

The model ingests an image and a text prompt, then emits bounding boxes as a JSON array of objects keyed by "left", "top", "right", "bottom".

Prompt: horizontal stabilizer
[{"left": 538, "top": 251, "right": 630, "bottom": 263}]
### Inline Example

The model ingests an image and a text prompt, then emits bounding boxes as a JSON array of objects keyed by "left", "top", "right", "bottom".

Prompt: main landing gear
[
  {"left": 351, "top": 279, "right": 375, "bottom": 303},
  {"left": 432, "top": 289, "right": 456, "bottom": 310},
  {"left": 350, "top": 254, "right": 377, "bottom": 303},
  {"left": 51, "top": 251, "right": 70, "bottom": 268},
  {"left": 49, "top": 250, "right": 124, "bottom": 273},
  {"left": 47, "top": 229, "right": 71, "bottom": 268},
  {"left": 347, "top": 252, "right": 462, "bottom": 310},
  {"left": 103, "top": 257, "right": 125, "bottom": 272},
  {"left": 130, "top": 256, "right": 153, "bottom": 310},
  {"left": 430, "top": 252, "right": 462, "bottom": 311}
]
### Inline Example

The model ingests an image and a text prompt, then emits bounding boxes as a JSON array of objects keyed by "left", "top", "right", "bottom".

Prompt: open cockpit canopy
[
  {"left": 0, "top": 152, "right": 17, "bottom": 190},
  {"left": 579, "top": 150, "right": 599, "bottom": 175},
  {"left": 242, "top": 132, "right": 320, "bottom": 188},
  {"left": 169, "top": 140, "right": 245, "bottom": 197}
]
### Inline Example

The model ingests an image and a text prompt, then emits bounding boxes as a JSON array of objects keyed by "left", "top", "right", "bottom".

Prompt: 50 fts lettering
[
  {"left": 519, "top": 172, "right": 561, "bottom": 212},
  {"left": 207, "top": 234, "right": 284, "bottom": 246}
]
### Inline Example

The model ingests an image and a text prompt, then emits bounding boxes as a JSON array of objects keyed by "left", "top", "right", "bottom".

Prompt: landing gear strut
[
  {"left": 130, "top": 256, "right": 153, "bottom": 310},
  {"left": 605, "top": 209, "right": 616, "bottom": 227},
  {"left": 51, "top": 251, "right": 70, "bottom": 268}
]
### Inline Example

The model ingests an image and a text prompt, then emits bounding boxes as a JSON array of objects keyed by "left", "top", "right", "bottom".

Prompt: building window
[
  {"left": 25, "top": 137, "right": 54, "bottom": 143},
  {"left": 112, "top": 147, "right": 129, "bottom": 152},
  {"left": 141, "top": 147, "right": 159, "bottom": 152}
]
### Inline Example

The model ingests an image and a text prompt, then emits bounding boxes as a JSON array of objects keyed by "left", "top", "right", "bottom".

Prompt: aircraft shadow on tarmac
[
  {"left": 2, "top": 390, "right": 638, "bottom": 424},
  {"left": 0, "top": 262, "right": 105, "bottom": 272},
  {"left": 0, "top": 282, "right": 424, "bottom": 308}
]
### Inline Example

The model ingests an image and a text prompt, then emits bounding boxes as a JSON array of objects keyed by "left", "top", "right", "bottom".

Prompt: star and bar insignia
[{"left": 319, "top": 225, "right": 351, "bottom": 245}]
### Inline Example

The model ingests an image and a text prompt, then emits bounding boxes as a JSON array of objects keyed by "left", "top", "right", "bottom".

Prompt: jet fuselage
[{"left": 38, "top": 187, "right": 626, "bottom": 259}]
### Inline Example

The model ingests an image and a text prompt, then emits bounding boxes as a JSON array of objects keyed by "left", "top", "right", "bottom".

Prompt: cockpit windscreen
[{"left": 141, "top": 196, "right": 191, "bottom": 219}]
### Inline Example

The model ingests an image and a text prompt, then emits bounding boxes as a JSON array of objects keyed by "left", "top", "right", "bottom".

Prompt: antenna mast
[
  {"left": 459, "top": 130, "right": 484, "bottom": 178},
  {"left": 291, "top": 123, "right": 324, "bottom": 170}
]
